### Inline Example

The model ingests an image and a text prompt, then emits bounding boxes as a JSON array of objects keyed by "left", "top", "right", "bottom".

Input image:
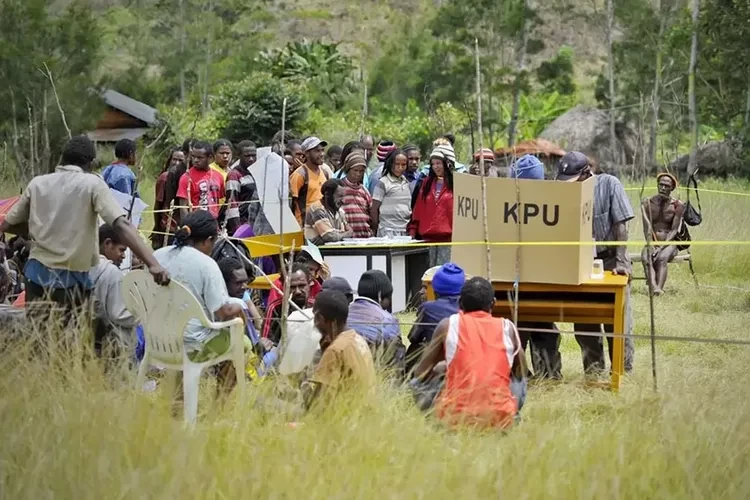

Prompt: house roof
[
  {"left": 495, "top": 138, "right": 566, "bottom": 158},
  {"left": 87, "top": 128, "right": 151, "bottom": 143},
  {"left": 102, "top": 89, "right": 157, "bottom": 125}
]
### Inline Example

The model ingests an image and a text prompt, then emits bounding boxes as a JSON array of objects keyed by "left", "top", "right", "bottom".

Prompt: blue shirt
[
  {"left": 24, "top": 259, "right": 91, "bottom": 289},
  {"left": 102, "top": 162, "right": 138, "bottom": 197},
  {"left": 347, "top": 297, "right": 401, "bottom": 345}
]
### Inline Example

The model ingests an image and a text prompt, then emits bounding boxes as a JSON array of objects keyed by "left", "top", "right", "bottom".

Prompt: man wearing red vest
[{"left": 413, "top": 277, "right": 527, "bottom": 429}]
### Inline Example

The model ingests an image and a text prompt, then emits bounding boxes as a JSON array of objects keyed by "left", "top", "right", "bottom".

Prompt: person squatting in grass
[
  {"left": 303, "top": 289, "right": 377, "bottom": 411},
  {"left": 641, "top": 173, "right": 685, "bottom": 295},
  {"left": 412, "top": 277, "right": 527, "bottom": 429},
  {"left": 0, "top": 135, "right": 169, "bottom": 328}
]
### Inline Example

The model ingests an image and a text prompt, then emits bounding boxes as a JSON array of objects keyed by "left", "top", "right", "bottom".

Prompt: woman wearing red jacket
[{"left": 408, "top": 143, "right": 455, "bottom": 267}]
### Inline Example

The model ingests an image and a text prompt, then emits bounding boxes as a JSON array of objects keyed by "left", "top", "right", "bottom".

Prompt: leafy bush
[
  {"left": 255, "top": 40, "right": 357, "bottom": 110},
  {"left": 212, "top": 73, "right": 310, "bottom": 145}
]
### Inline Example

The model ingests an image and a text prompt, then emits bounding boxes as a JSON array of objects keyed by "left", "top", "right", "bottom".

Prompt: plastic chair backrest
[{"left": 122, "top": 270, "right": 207, "bottom": 365}]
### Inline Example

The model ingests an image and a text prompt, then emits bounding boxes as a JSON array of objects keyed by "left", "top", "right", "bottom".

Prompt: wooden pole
[
  {"left": 475, "top": 39, "right": 492, "bottom": 281},
  {"left": 279, "top": 97, "right": 289, "bottom": 346},
  {"left": 687, "top": 0, "right": 700, "bottom": 177}
]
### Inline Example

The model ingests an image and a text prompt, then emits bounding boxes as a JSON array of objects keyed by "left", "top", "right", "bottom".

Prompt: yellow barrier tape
[
  {"left": 624, "top": 186, "right": 750, "bottom": 197},
  {"left": 138, "top": 228, "right": 750, "bottom": 250}
]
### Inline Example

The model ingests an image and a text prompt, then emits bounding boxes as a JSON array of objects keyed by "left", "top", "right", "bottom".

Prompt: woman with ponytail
[{"left": 154, "top": 210, "right": 245, "bottom": 394}]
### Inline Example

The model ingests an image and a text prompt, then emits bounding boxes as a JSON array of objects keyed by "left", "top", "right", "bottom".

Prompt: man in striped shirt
[{"left": 339, "top": 152, "right": 373, "bottom": 238}]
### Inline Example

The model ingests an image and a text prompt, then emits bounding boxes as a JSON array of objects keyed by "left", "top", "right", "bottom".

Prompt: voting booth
[
  {"left": 238, "top": 148, "right": 305, "bottom": 257},
  {"left": 451, "top": 174, "right": 595, "bottom": 285}
]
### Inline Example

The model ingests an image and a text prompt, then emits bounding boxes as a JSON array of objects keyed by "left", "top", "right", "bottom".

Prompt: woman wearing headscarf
[
  {"left": 408, "top": 143, "right": 456, "bottom": 267},
  {"left": 339, "top": 152, "right": 373, "bottom": 238}
]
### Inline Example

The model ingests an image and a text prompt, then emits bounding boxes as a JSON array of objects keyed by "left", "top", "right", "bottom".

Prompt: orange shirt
[
  {"left": 289, "top": 165, "right": 328, "bottom": 225},
  {"left": 436, "top": 311, "right": 517, "bottom": 429}
]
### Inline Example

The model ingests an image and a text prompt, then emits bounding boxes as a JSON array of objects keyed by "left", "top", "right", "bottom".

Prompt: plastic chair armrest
[{"left": 204, "top": 317, "right": 244, "bottom": 330}]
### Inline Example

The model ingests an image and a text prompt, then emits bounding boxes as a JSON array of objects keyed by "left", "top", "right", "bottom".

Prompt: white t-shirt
[{"left": 154, "top": 246, "right": 230, "bottom": 351}]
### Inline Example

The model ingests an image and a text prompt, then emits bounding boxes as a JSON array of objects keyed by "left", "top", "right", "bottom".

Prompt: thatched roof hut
[
  {"left": 493, "top": 138, "right": 566, "bottom": 177},
  {"left": 540, "top": 106, "right": 638, "bottom": 169}
]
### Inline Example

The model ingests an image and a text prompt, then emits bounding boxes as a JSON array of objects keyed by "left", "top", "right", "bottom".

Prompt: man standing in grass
[
  {"left": 641, "top": 173, "right": 685, "bottom": 295},
  {"left": 176, "top": 141, "right": 226, "bottom": 221},
  {"left": 303, "top": 289, "right": 376, "bottom": 410},
  {"left": 102, "top": 138, "right": 138, "bottom": 197},
  {"left": 0, "top": 135, "right": 168, "bottom": 324},
  {"left": 555, "top": 151, "right": 635, "bottom": 374}
]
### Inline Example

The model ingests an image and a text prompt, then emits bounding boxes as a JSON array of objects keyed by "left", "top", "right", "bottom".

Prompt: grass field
[{"left": 2, "top": 178, "right": 750, "bottom": 498}]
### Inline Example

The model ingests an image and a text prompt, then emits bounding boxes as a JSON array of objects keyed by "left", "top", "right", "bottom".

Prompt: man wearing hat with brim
[
  {"left": 555, "top": 151, "right": 635, "bottom": 375},
  {"left": 290, "top": 136, "right": 331, "bottom": 225},
  {"left": 641, "top": 172, "right": 684, "bottom": 295}
]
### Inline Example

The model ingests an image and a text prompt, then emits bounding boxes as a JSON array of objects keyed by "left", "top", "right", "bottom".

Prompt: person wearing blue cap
[
  {"left": 508, "top": 154, "right": 563, "bottom": 379},
  {"left": 509, "top": 153, "right": 546, "bottom": 180},
  {"left": 555, "top": 151, "right": 635, "bottom": 375},
  {"left": 405, "top": 263, "right": 465, "bottom": 375}
]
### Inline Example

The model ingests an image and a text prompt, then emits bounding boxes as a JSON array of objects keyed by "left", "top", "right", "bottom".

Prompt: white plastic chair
[{"left": 122, "top": 270, "right": 245, "bottom": 423}]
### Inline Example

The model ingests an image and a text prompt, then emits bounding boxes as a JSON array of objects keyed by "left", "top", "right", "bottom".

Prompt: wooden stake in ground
[
  {"left": 687, "top": 0, "right": 701, "bottom": 177},
  {"left": 474, "top": 39, "right": 492, "bottom": 281},
  {"left": 279, "top": 97, "right": 289, "bottom": 347}
]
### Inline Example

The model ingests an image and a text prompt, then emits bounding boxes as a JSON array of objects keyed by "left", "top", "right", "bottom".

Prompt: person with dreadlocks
[
  {"left": 371, "top": 149, "right": 412, "bottom": 237},
  {"left": 641, "top": 172, "right": 685, "bottom": 295},
  {"left": 154, "top": 210, "right": 245, "bottom": 396},
  {"left": 303, "top": 179, "right": 352, "bottom": 245},
  {"left": 408, "top": 142, "right": 456, "bottom": 267},
  {"left": 151, "top": 147, "right": 187, "bottom": 249}
]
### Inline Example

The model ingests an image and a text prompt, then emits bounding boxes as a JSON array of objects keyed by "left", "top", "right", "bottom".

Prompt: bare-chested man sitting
[{"left": 641, "top": 173, "right": 684, "bottom": 295}]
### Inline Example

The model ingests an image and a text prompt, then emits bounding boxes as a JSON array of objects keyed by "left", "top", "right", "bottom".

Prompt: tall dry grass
[{"left": 1, "top": 179, "right": 750, "bottom": 497}]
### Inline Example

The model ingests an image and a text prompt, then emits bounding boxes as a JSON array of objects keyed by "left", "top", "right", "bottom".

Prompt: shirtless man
[{"left": 641, "top": 173, "right": 684, "bottom": 295}]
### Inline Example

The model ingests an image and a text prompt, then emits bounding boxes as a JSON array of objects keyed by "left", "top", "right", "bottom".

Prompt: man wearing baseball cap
[
  {"left": 321, "top": 276, "right": 355, "bottom": 303},
  {"left": 555, "top": 151, "right": 635, "bottom": 375},
  {"left": 290, "top": 136, "right": 331, "bottom": 225}
]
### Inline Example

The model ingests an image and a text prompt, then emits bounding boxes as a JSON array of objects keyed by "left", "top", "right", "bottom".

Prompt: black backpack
[
  {"left": 683, "top": 175, "right": 702, "bottom": 227},
  {"left": 211, "top": 237, "right": 255, "bottom": 282}
]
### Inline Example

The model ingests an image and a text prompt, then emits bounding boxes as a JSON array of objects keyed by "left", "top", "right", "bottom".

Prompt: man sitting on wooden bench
[{"left": 641, "top": 173, "right": 685, "bottom": 295}]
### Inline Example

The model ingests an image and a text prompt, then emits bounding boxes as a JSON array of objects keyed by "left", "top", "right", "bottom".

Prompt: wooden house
[{"left": 87, "top": 90, "right": 157, "bottom": 143}]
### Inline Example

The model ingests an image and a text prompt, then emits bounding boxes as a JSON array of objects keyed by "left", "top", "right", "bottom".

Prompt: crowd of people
[
  {"left": 146, "top": 133, "right": 496, "bottom": 268},
  {"left": 0, "top": 128, "right": 693, "bottom": 429}
]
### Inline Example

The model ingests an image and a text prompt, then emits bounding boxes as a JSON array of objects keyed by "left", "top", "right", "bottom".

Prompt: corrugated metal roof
[
  {"left": 102, "top": 90, "right": 157, "bottom": 125},
  {"left": 87, "top": 128, "right": 150, "bottom": 143}
]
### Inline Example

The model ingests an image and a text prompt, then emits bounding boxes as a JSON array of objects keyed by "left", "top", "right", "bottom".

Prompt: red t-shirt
[{"left": 176, "top": 167, "right": 225, "bottom": 218}]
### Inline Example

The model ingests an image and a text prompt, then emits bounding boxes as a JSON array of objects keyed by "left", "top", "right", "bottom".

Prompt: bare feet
[{"left": 653, "top": 288, "right": 664, "bottom": 296}]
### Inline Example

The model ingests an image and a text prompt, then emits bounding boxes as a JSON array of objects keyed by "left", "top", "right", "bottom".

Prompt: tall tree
[
  {"left": 0, "top": 0, "right": 102, "bottom": 179},
  {"left": 687, "top": 0, "right": 699, "bottom": 176},
  {"left": 507, "top": 0, "right": 531, "bottom": 147},
  {"left": 606, "top": 0, "right": 618, "bottom": 163}
]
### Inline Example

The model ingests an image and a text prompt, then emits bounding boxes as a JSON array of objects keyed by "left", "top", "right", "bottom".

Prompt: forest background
[{"left": 1, "top": 0, "right": 750, "bottom": 180}]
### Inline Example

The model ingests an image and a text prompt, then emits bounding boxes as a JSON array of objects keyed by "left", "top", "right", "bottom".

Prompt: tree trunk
[
  {"left": 649, "top": 0, "right": 667, "bottom": 166},
  {"left": 606, "top": 0, "right": 618, "bottom": 164},
  {"left": 687, "top": 0, "right": 700, "bottom": 176},
  {"left": 179, "top": 0, "right": 186, "bottom": 105},
  {"left": 744, "top": 79, "right": 750, "bottom": 131},
  {"left": 508, "top": 0, "right": 529, "bottom": 147}
]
